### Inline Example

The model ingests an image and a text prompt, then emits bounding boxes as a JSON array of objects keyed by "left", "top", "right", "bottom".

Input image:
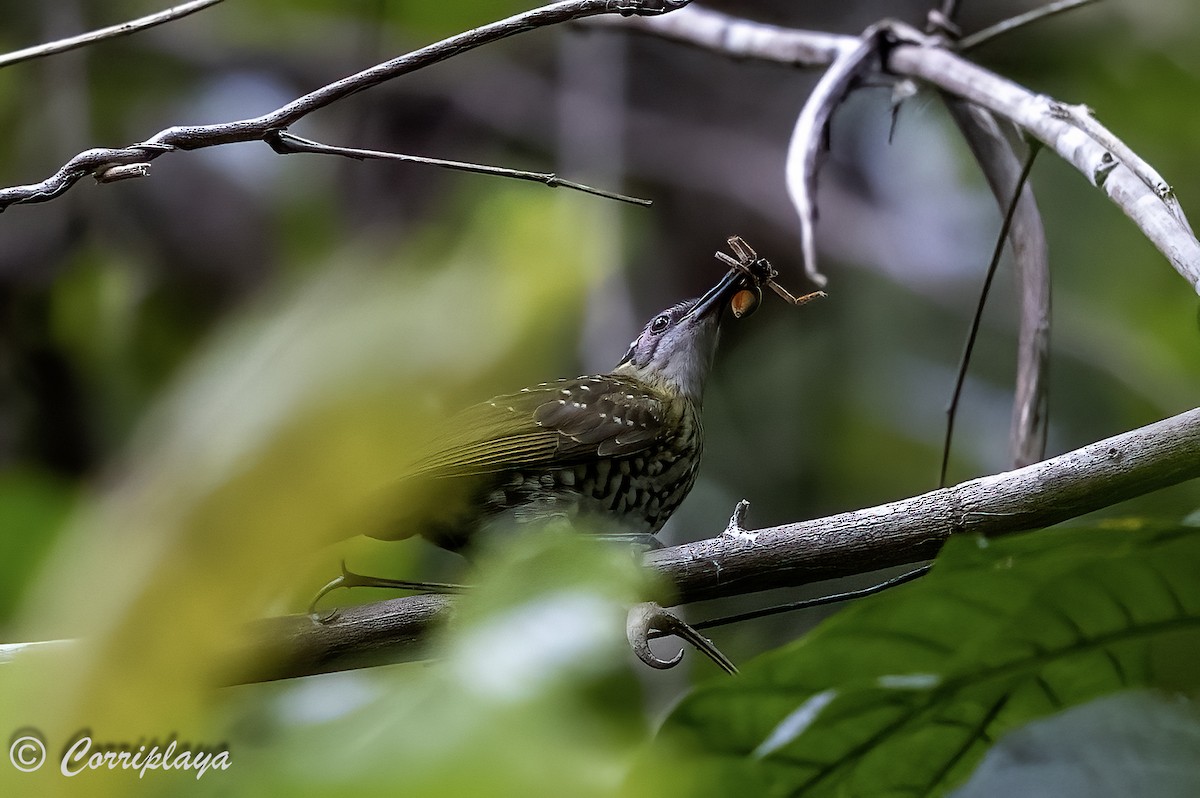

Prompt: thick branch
[
  {"left": 244, "top": 407, "right": 1200, "bottom": 681},
  {"left": 0, "top": 0, "right": 689, "bottom": 211},
  {"left": 653, "top": 408, "right": 1200, "bottom": 602}
]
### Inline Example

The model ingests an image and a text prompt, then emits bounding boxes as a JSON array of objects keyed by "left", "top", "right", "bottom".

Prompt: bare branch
[
  {"left": 595, "top": 6, "right": 1200, "bottom": 293},
  {"left": 267, "top": 131, "right": 652, "bottom": 206},
  {"left": 0, "top": 0, "right": 691, "bottom": 212},
  {"left": 240, "top": 594, "right": 455, "bottom": 683},
  {"left": 240, "top": 406, "right": 1200, "bottom": 681},
  {"left": 655, "top": 406, "right": 1200, "bottom": 603},
  {"left": 1048, "top": 100, "right": 1194, "bottom": 234},
  {"left": 0, "top": 0, "right": 225, "bottom": 70}
]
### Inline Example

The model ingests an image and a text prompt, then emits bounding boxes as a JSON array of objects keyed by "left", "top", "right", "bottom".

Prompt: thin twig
[
  {"left": 927, "top": 1, "right": 963, "bottom": 39},
  {"left": 0, "top": 0, "right": 690, "bottom": 211},
  {"left": 0, "top": 0, "right": 225, "bottom": 70},
  {"left": 940, "top": 142, "right": 1041, "bottom": 488},
  {"left": 268, "top": 131, "right": 652, "bottom": 206},
  {"left": 960, "top": 0, "right": 1102, "bottom": 51}
]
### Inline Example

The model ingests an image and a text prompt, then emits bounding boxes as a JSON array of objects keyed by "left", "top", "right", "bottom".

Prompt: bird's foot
[
  {"left": 721, "top": 499, "right": 758, "bottom": 543},
  {"left": 626, "top": 602, "right": 738, "bottom": 675},
  {"left": 308, "top": 560, "right": 465, "bottom": 624}
]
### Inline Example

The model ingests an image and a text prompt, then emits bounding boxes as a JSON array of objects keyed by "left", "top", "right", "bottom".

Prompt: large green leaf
[{"left": 640, "top": 522, "right": 1200, "bottom": 797}]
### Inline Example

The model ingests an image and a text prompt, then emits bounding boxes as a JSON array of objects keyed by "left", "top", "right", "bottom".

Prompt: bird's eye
[{"left": 650, "top": 314, "right": 670, "bottom": 334}]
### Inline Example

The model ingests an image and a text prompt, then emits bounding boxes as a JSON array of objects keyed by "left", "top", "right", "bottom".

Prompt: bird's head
[{"left": 612, "top": 269, "right": 751, "bottom": 406}]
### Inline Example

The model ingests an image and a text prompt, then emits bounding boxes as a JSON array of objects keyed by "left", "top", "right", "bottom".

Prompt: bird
[
  {"left": 379, "top": 263, "right": 758, "bottom": 553},
  {"left": 310, "top": 239, "right": 808, "bottom": 614}
]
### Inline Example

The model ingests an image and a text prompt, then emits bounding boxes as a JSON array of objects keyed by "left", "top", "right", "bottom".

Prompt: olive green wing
[{"left": 404, "top": 376, "right": 671, "bottom": 479}]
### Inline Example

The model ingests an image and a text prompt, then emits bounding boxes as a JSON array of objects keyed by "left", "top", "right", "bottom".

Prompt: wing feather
[{"left": 404, "top": 376, "right": 670, "bottom": 479}]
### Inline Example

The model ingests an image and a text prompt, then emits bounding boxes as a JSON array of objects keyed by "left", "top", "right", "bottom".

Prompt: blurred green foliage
[
  {"left": 216, "top": 532, "right": 654, "bottom": 798},
  {"left": 0, "top": 0, "right": 1198, "bottom": 795}
]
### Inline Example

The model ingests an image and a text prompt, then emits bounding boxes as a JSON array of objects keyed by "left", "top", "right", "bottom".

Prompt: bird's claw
[{"left": 626, "top": 601, "right": 738, "bottom": 675}]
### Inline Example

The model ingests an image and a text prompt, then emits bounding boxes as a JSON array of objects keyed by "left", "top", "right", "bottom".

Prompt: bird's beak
[{"left": 684, "top": 268, "right": 746, "bottom": 321}]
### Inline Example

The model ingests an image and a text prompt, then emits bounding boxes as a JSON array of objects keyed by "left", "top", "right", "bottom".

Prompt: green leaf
[{"left": 640, "top": 523, "right": 1200, "bottom": 798}]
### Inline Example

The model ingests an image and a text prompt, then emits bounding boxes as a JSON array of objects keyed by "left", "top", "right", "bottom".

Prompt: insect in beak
[{"left": 715, "top": 235, "right": 826, "bottom": 310}]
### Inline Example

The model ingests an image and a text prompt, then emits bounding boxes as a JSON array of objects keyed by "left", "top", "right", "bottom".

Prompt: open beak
[{"left": 684, "top": 268, "right": 747, "bottom": 321}]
